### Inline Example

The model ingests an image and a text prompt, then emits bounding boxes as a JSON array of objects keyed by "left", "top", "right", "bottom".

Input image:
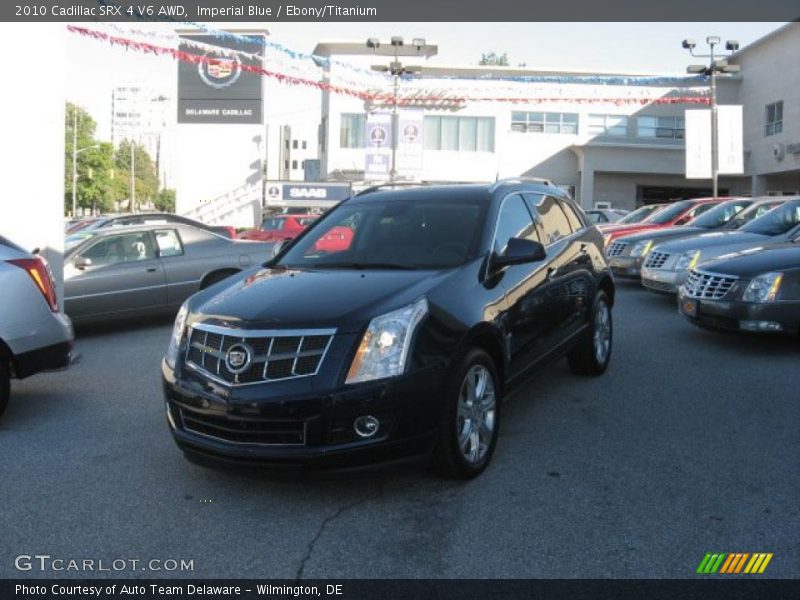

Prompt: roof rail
[
  {"left": 354, "top": 182, "right": 428, "bottom": 196},
  {"left": 490, "top": 177, "right": 554, "bottom": 191}
]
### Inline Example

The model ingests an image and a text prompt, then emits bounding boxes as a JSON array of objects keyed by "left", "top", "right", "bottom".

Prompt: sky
[{"left": 61, "top": 21, "right": 785, "bottom": 140}]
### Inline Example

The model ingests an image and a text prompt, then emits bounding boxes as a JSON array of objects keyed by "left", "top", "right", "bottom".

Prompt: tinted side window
[
  {"left": 82, "top": 233, "right": 156, "bottom": 265},
  {"left": 155, "top": 229, "right": 184, "bottom": 258},
  {"left": 560, "top": 200, "right": 584, "bottom": 231},
  {"left": 493, "top": 194, "right": 538, "bottom": 253},
  {"left": 528, "top": 195, "right": 573, "bottom": 244}
]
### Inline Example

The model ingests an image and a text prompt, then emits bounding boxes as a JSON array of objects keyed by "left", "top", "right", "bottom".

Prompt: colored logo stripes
[{"left": 697, "top": 552, "right": 773, "bottom": 574}]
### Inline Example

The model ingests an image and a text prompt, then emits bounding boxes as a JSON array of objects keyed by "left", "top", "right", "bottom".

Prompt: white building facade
[{"left": 314, "top": 23, "right": 800, "bottom": 210}]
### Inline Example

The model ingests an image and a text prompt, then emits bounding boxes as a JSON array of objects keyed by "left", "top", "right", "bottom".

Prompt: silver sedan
[{"left": 64, "top": 223, "right": 277, "bottom": 323}]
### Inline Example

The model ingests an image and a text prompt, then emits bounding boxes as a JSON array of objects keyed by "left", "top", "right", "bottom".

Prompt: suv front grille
[
  {"left": 683, "top": 270, "right": 738, "bottom": 300},
  {"left": 606, "top": 241, "right": 628, "bottom": 257},
  {"left": 185, "top": 324, "right": 335, "bottom": 386},
  {"left": 180, "top": 408, "right": 306, "bottom": 446},
  {"left": 644, "top": 251, "right": 671, "bottom": 269}
]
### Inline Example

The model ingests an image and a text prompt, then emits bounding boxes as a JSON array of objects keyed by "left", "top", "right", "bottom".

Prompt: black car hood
[
  {"left": 703, "top": 242, "right": 800, "bottom": 278},
  {"left": 189, "top": 266, "right": 457, "bottom": 333}
]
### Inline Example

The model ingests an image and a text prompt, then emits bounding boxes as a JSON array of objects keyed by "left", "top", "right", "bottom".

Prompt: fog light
[
  {"left": 353, "top": 415, "right": 380, "bottom": 438},
  {"left": 166, "top": 402, "right": 176, "bottom": 429},
  {"left": 740, "top": 320, "right": 783, "bottom": 332}
]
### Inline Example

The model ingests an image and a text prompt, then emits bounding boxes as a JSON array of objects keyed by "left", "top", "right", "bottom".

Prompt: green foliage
[
  {"left": 114, "top": 140, "right": 160, "bottom": 212},
  {"left": 154, "top": 188, "right": 176, "bottom": 212},
  {"left": 479, "top": 51, "right": 509, "bottom": 66}
]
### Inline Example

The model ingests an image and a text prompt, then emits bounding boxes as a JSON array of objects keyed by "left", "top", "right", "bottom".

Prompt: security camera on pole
[{"left": 682, "top": 37, "right": 743, "bottom": 195}]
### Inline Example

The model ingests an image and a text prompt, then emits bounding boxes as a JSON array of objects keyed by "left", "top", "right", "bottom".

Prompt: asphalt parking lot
[{"left": 1, "top": 282, "right": 797, "bottom": 579}]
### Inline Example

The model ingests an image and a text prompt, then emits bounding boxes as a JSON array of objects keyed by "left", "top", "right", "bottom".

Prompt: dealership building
[{"left": 312, "top": 23, "right": 799, "bottom": 210}]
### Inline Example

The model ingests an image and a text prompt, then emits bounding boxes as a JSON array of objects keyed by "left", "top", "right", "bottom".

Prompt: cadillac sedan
[
  {"left": 64, "top": 224, "right": 277, "bottom": 323},
  {"left": 638, "top": 198, "right": 800, "bottom": 294},
  {"left": 678, "top": 240, "right": 800, "bottom": 336}
]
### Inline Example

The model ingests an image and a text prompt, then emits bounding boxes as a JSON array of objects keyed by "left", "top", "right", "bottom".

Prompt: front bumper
[
  {"left": 608, "top": 255, "right": 642, "bottom": 279},
  {"left": 641, "top": 268, "right": 687, "bottom": 295},
  {"left": 677, "top": 289, "right": 800, "bottom": 335},
  {"left": 162, "top": 359, "right": 447, "bottom": 471}
]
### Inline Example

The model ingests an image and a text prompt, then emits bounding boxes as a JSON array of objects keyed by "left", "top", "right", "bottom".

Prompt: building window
[
  {"left": 284, "top": 160, "right": 289, "bottom": 170},
  {"left": 302, "top": 141, "right": 307, "bottom": 150},
  {"left": 292, "top": 140, "right": 298, "bottom": 149},
  {"left": 766, "top": 101, "right": 783, "bottom": 136},
  {"left": 423, "top": 116, "right": 495, "bottom": 152},
  {"left": 292, "top": 160, "right": 298, "bottom": 170},
  {"left": 340, "top": 113, "right": 365, "bottom": 148},
  {"left": 637, "top": 116, "right": 685, "bottom": 139},
  {"left": 588, "top": 114, "right": 628, "bottom": 137},
  {"left": 511, "top": 111, "right": 578, "bottom": 134},
  {"left": 285, "top": 139, "right": 290, "bottom": 150}
]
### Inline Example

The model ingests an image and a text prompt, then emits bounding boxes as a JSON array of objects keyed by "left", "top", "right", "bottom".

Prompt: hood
[
  {"left": 651, "top": 231, "right": 768, "bottom": 255},
  {"left": 702, "top": 242, "right": 800, "bottom": 278},
  {"left": 188, "top": 265, "right": 458, "bottom": 333},
  {"left": 614, "top": 226, "right": 702, "bottom": 244}
]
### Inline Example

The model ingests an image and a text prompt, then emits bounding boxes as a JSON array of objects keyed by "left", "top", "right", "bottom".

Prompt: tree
[
  {"left": 479, "top": 51, "right": 510, "bottom": 66},
  {"left": 154, "top": 188, "right": 176, "bottom": 212},
  {"left": 65, "top": 102, "right": 114, "bottom": 215},
  {"left": 113, "top": 140, "right": 159, "bottom": 212}
]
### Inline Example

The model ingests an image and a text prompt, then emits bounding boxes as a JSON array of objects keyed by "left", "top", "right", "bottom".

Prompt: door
[
  {"left": 64, "top": 231, "right": 167, "bottom": 319},
  {"left": 523, "top": 193, "right": 583, "bottom": 345},
  {"left": 491, "top": 193, "right": 557, "bottom": 380}
]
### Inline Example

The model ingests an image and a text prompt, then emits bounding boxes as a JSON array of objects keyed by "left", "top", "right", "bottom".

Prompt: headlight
[
  {"left": 630, "top": 240, "right": 653, "bottom": 257},
  {"left": 675, "top": 250, "right": 701, "bottom": 272},
  {"left": 345, "top": 297, "right": 428, "bottom": 384},
  {"left": 742, "top": 272, "right": 783, "bottom": 303},
  {"left": 165, "top": 302, "right": 189, "bottom": 369}
]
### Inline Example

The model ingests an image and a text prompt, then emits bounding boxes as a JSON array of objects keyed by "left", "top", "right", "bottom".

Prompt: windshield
[
  {"left": 688, "top": 200, "right": 750, "bottom": 229},
  {"left": 65, "top": 232, "right": 96, "bottom": 251},
  {"left": 644, "top": 200, "right": 693, "bottom": 225},
  {"left": 726, "top": 201, "right": 784, "bottom": 229},
  {"left": 619, "top": 205, "right": 658, "bottom": 224},
  {"left": 741, "top": 201, "right": 800, "bottom": 236},
  {"left": 277, "top": 196, "right": 487, "bottom": 270},
  {"left": 261, "top": 218, "right": 287, "bottom": 231}
]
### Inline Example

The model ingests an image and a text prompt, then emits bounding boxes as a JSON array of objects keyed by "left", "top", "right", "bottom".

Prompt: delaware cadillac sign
[{"left": 177, "top": 32, "right": 265, "bottom": 124}]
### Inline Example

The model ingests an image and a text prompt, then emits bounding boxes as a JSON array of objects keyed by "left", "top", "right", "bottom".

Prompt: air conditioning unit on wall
[{"left": 772, "top": 143, "right": 785, "bottom": 161}]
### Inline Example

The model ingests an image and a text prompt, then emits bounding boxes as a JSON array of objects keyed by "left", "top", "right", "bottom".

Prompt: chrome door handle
[{"left": 546, "top": 266, "right": 558, "bottom": 279}]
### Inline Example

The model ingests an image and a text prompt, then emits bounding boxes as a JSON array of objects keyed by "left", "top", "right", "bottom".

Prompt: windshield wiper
[{"left": 310, "top": 262, "right": 417, "bottom": 270}]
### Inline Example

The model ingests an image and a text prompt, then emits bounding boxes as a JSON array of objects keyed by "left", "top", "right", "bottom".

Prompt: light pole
[
  {"left": 367, "top": 37, "right": 437, "bottom": 182},
  {"left": 71, "top": 107, "right": 101, "bottom": 217},
  {"left": 682, "top": 37, "right": 740, "bottom": 197}
]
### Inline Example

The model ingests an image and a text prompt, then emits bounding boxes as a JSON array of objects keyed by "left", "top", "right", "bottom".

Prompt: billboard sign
[
  {"left": 397, "top": 109, "right": 424, "bottom": 180},
  {"left": 365, "top": 112, "right": 392, "bottom": 180},
  {"left": 717, "top": 105, "right": 744, "bottom": 175},
  {"left": 177, "top": 33, "right": 265, "bottom": 124},
  {"left": 265, "top": 181, "right": 352, "bottom": 207},
  {"left": 685, "top": 109, "right": 712, "bottom": 179}
]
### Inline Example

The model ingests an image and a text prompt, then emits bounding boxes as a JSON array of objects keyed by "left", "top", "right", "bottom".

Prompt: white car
[{"left": 0, "top": 235, "right": 74, "bottom": 417}]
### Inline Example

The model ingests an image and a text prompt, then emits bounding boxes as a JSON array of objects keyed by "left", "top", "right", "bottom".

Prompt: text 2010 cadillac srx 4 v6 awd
[{"left": 162, "top": 180, "right": 615, "bottom": 478}]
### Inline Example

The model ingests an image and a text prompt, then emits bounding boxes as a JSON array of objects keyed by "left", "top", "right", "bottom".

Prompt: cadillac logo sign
[
  {"left": 198, "top": 51, "right": 242, "bottom": 90},
  {"left": 225, "top": 343, "right": 252, "bottom": 374}
]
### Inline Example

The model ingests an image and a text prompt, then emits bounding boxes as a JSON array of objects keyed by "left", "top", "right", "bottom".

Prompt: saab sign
[{"left": 265, "top": 182, "right": 352, "bottom": 207}]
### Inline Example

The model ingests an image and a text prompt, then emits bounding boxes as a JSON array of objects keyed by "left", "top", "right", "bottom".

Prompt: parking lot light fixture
[
  {"left": 367, "top": 36, "right": 438, "bottom": 182},
  {"left": 682, "top": 36, "right": 741, "bottom": 198}
]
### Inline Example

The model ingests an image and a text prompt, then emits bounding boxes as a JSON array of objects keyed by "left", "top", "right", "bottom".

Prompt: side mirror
[
  {"left": 492, "top": 238, "right": 546, "bottom": 270},
  {"left": 74, "top": 256, "right": 92, "bottom": 269}
]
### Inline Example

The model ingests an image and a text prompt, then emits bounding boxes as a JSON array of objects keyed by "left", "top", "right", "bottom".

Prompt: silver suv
[{"left": 0, "top": 235, "right": 74, "bottom": 417}]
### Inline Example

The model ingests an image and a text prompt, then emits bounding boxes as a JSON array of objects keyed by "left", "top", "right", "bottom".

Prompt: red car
[
  {"left": 313, "top": 225, "right": 354, "bottom": 254},
  {"left": 238, "top": 214, "right": 317, "bottom": 243},
  {"left": 601, "top": 197, "right": 730, "bottom": 247}
]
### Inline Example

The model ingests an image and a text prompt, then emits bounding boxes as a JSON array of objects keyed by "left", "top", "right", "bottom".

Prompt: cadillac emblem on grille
[{"left": 225, "top": 343, "right": 252, "bottom": 373}]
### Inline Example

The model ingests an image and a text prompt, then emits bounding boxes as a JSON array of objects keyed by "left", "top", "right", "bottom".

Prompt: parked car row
[{"left": 606, "top": 196, "right": 800, "bottom": 337}]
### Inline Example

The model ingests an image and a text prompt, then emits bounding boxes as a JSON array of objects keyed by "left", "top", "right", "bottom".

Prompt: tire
[
  {"left": 433, "top": 348, "right": 501, "bottom": 479},
  {"left": 567, "top": 290, "right": 613, "bottom": 376},
  {"left": 200, "top": 270, "right": 238, "bottom": 290},
  {"left": 0, "top": 360, "right": 10, "bottom": 419}
]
